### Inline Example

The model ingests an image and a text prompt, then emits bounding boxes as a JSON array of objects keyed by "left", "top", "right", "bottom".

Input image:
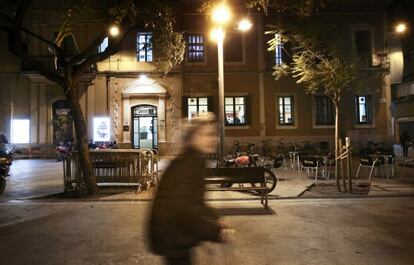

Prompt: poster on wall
[
  {"left": 52, "top": 100, "right": 73, "bottom": 145},
  {"left": 93, "top": 117, "right": 110, "bottom": 142}
]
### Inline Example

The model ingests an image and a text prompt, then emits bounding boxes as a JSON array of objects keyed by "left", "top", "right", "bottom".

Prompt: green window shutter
[
  {"left": 245, "top": 95, "right": 251, "bottom": 125},
  {"left": 182, "top": 96, "right": 189, "bottom": 119},
  {"left": 207, "top": 96, "right": 214, "bottom": 113}
]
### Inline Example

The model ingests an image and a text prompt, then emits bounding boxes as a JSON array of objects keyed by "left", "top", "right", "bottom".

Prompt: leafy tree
[
  {"left": 0, "top": 0, "right": 185, "bottom": 194},
  {"left": 268, "top": 17, "right": 385, "bottom": 190}
]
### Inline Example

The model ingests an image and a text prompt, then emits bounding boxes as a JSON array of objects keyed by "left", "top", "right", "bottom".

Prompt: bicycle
[
  {"left": 220, "top": 141, "right": 277, "bottom": 193},
  {"left": 261, "top": 139, "right": 272, "bottom": 157}
]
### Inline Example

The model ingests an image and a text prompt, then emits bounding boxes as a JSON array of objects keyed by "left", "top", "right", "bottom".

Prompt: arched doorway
[{"left": 131, "top": 105, "right": 158, "bottom": 149}]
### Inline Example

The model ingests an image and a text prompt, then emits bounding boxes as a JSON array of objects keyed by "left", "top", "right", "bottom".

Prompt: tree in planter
[
  {"left": 268, "top": 18, "right": 385, "bottom": 191},
  {"left": 0, "top": 0, "right": 185, "bottom": 194}
]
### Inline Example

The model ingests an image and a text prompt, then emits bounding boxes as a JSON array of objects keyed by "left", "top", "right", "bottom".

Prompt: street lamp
[
  {"left": 395, "top": 23, "right": 407, "bottom": 34},
  {"left": 380, "top": 22, "right": 407, "bottom": 136},
  {"left": 109, "top": 25, "right": 120, "bottom": 37},
  {"left": 210, "top": 3, "right": 252, "bottom": 160}
]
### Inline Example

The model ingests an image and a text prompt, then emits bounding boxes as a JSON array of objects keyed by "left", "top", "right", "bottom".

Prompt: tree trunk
[
  {"left": 334, "top": 101, "right": 341, "bottom": 192},
  {"left": 65, "top": 83, "right": 97, "bottom": 194}
]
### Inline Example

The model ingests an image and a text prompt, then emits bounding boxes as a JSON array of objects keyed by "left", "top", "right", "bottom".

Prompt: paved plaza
[
  {"left": 0, "top": 159, "right": 413, "bottom": 264},
  {"left": 0, "top": 198, "right": 413, "bottom": 265}
]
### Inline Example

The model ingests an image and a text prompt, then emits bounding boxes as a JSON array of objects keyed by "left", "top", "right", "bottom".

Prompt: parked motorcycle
[
  {"left": 0, "top": 144, "right": 18, "bottom": 195},
  {"left": 221, "top": 142, "right": 277, "bottom": 193}
]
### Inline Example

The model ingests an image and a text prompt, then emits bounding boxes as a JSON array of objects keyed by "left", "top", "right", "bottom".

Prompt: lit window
[
  {"left": 225, "top": 96, "right": 247, "bottom": 125},
  {"left": 355, "top": 95, "right": 373, "bottom": 125},
  {"left": 93, "top": 117, "right": 110, "bottom": 142},
  {"left": 187, "top": 34, "right": 204, "bottom": 62},
  {"left": 187, "top": 97, "right": 208, "bottom": 120},
  {"left": 11, "top": 119, "right": 30, "bottom": 144},
  {"left": 275, "top": 33, "right": 283, "bottom": 66},
  {"left": 137, "top": 32, "right": 153, "bottom": 62},
  {"left": 278, "top": 96, "right": 294, "bottom": 125},
  {"left": 98, "top": 37, "right": 108, "bottom": 53},
  {"left": 314, "top": 96, "right": 335, "bottom": 125}
]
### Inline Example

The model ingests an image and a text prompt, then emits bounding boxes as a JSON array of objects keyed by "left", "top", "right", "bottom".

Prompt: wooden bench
[{"left": 205, "top": 167, "right": 269, "bottom": 208}]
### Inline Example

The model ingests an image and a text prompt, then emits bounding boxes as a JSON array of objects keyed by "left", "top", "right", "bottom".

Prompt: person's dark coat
[
  {"left": 400, "top": 131, "right": 411, "bottom": 148},
  {"left": 148, "top": 147, "right": 221, "bottom": 258}
]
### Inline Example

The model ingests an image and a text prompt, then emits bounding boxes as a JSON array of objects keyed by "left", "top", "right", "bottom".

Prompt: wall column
[
  {"left": 30, "top": 84, "right": 39, "bottom": 143},
  {"left": 158, "top": 97, "right": 166, "bottom": 143},
  {"left": 123, "top": 98, "right": 131, "bottom": 143},
  {"left": 38, "top": 84, "right": 47, "bottom": 143}
]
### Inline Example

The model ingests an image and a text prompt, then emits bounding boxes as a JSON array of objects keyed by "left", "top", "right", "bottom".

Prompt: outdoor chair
[
  {"left": 272, "top": 155, "right": 287, "bottom": 181},
  {"left": 379, "top": 150, "right": 395, "bottom": 179},
  {"left": 355, "top": 155, "right": 384, "bottom": 180},
  {"left": 321, "top": 154, "right": 335, "bottom": 180},
  {"left": 297, "top": 151, "right": 309, "bottom": 172},
  {"left": 300, "top": 156, "right": 320, "bottom": 181}
]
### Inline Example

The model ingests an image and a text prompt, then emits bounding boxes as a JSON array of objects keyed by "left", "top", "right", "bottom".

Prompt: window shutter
[
  {"left": 207, "top": 96, "right": 214, "bottom": 113},
  {"left": 367, "top": 95, "right": 373, "bottom": 124},
  {"left": 245, "top": 96, "right": 251, "bottom": 125},
  {"left": 182, "top": 96, "right": 188, "bottom": 119}
]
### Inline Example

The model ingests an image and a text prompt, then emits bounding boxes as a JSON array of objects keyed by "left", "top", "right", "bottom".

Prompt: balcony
[{"left": 396, "top": 81, "right": 414, "bottom": 99}]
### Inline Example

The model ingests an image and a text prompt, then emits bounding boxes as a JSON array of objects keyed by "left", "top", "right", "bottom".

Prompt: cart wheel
[{"left": 256, "top": 169, "right": 277, "bottom": 194}]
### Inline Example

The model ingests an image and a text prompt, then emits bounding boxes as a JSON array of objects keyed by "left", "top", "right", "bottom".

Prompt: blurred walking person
[
  {"left": 148, "top": 113, "right": 230, "bottom": 265},
  {"left": 400, "top": 130, "right": 411, "bottom": 158}
]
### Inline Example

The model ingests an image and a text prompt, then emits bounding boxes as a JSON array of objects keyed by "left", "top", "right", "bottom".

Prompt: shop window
[
  {"left": 137, "top": 32, "right": 153, "bottom": 62},
  {"left": 187, "top": 34, "right": 204, "bottom": 62},
  {"left": 355, "top": 95, "right": 373, "bottom": 125},
  {"left": 52, "top": 100, "right": 73, "bottom": 144},
  {"left": 93, "top": 117, "right": 110, "bottom": 142},
  {"left": 278, "top": 96, "right": 295, "bottom": 126},
  {"left": 314, "top": 96, "right": 335, "bottom": 125},
  {"left": 11, "top": 119, "right": 30, "bottom": 144},
  {"left": 98, "top": 37, "right": 108, "bottom": 52},
  {"left": 225, "top": 96, "right": 248, "bottom": 125}
]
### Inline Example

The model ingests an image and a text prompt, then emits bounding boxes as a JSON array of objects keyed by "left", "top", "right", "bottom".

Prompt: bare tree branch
[
  {"left": 66, "top": 30, "right": 107, "bottom": 68},
  {"left": 7, "top": 0, "right": 65, "bottom": 88},
  {"left": 21, "top": 27, "right": 63, "bottom": 54},
  {"left": 71, "top": 24, "right": 138, "bottom": 77}
]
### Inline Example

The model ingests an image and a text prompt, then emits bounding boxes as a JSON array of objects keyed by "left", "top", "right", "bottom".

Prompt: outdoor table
[
  {"left": 288, "top": 151, "right": 300, "bottom": 171},
  {"left": 370, "top": 153, "right": 394, "bottom": 179},
  {"left": 311, "top": 155, "right": 330, "bottom": 179}
]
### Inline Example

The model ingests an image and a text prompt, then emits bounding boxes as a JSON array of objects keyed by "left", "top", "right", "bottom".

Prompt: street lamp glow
[
  {"left": 211, "top": 4, "right": 232, "bottom": 25},
  {"left": 109, "top": 25, "right": 119, "bottom": 36},
  {"left": 210, "top": 27, "right": 225, "bottom": 41},
  {"left": 237, "top": 18, "right": 252, "bottom": 32},
  {"left": 395, "top": 23, "right": 407, "bottom": 33}
]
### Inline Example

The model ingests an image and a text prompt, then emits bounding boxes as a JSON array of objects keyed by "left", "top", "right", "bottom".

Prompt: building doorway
[{"left": 132, "top": 105, "right": 158, "bottom": 149}]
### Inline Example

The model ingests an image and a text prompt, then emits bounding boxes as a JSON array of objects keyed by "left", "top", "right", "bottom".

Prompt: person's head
[{"left": 182, "top": 112, "right": 218, "bottom": 154}]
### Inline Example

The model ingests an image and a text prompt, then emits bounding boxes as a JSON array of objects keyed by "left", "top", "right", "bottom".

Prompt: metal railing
[{"left": 63, "top": 149, "right": 158, "bottom": 192}]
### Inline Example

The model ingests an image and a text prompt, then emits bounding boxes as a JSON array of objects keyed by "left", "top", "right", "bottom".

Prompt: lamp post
[
  {"left": 381, "top": 22, "right": 407, "bottom": 137},
  {"left": 210, "top": 3, "right": 251, "bottom": 160}
]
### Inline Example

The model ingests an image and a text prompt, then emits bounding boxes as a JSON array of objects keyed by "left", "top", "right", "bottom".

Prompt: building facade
[{"left": 0, "top": 0, "right": 401, "bottom": 156}]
